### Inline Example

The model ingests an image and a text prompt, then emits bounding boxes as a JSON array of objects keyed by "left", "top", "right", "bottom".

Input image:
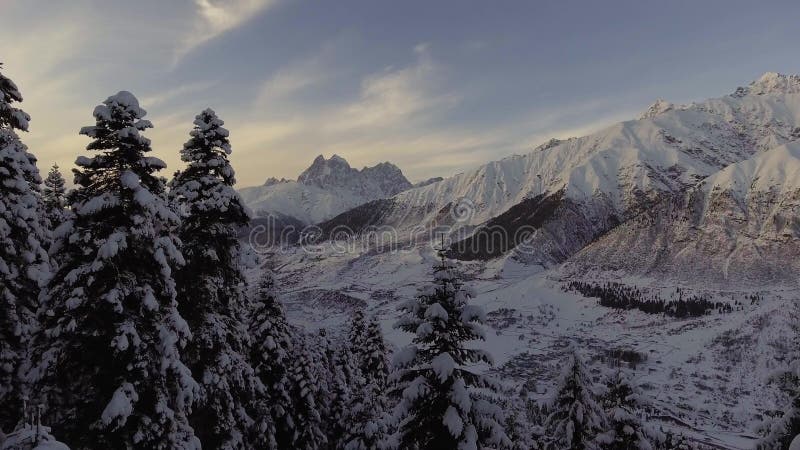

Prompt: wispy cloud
[
  {"left": 324, "top": 44, "right": 459, "bottom": 132},
  {"left": 255, "top": 43, "right": 340, "bottom": 105},
  {"left": 175, "top": 0, "right": 279, "bottom": 64},
  {"left": 141, "top": 81, "right": 218, "bottom": 108}
]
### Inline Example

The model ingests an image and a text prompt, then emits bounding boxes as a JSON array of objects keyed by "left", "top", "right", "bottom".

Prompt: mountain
[
  {"left": 318, "top": 72, "right": 800, "bottom": 267},
  {"left": 239, "top": 154, "right": 413, "bottom": 225},
  {"left": 264, "top": 74, "right": 800, "bottom": 448},
  {"left": 561, "top": 142, "right": 800, "bottom": 286}
]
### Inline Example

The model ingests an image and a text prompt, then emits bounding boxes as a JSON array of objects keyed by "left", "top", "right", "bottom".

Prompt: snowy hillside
[
  {"left": 319, "top": 72, "right": 800, "bottom": 267},
  {"left": 562, "top": 142, "right": 800, "bottom": 286},
  {"left": 239, "top": 154, "right": 413, "bottom": 224}
]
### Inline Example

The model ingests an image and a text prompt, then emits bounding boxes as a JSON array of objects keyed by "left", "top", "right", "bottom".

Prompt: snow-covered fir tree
[
  {"left": 758, "top": 366, "right": 800, "bottom": 449},
  {"left": 601, "top": 371, "right": 659, "bottom": 450},
  {"left": 349, "top": 309, "right": 367, "bottom": 351},
  {"left": 542, "top": 349, "right": 609, "bottom": 450},
  {"left": 340, "top": 373, "right": 390, "bottom": 450},
  {"left": 329, "top": 344, "right": 361, "bottom": 449},
  {"left": 360, "top": 318, "right": 389, "bottom": 390},
  {"left": 390, "top": 253, "right": 510, "bottom": 450},
  {"left": 0, "top": 63, "right": 50, "bottom": 433},
  {"left": 339, "top": 317, "right": 392, "bottom": 449},
  {"left": 289, "top": 335, "right": 328, "bottom": 450},
  {"left": 42, "top": 164, "right": 68, "bottom": 228},
  {"left": 504, "top": 387, "right": 538, "bottom": 450},
  {"left": 30, "top": 91, "right": 199, "bottom": 449},
  {"left": 248, "top": 270, "right": 296, "bottom": 449},
  {"left": 757, "top": 305, "right": 800, "bottom": 450},
  {"left": 169, "top": 108, "right": 261, "bottom": 449}
]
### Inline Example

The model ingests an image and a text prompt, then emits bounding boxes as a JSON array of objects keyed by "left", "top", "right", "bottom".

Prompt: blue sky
[{"left": 3, "top": 0, "right": 800, "bottom": 186}]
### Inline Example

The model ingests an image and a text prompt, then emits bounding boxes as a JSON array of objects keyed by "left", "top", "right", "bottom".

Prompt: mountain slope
[
  {"left": 561, "top": 141, "right": 800, "bottom": 286},
  {"left": 319, "top": 72, "right": 800, "bottom": 267},
  {"left": 239, "top": 154, "right": 412, "bottom": 224}
]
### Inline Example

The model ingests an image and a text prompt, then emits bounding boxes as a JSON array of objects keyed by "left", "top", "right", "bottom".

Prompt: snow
[
  {"left": 100, "top": 382, "right": 137, "bottom": 427},
  {"left": 700, "top": 141, "right": 800, "bottom": 200},
  {"left": 0, "top": 427, "right": 70, "bottom": 450},
  {"left": 238, "top": 154, "right": 412, "bottom": 224},
  {"left": 443, "top": 406, "right": 463, "bottom": 436},
  {"left": 431, "top": 352, "right": 455, "bottom": 381}
]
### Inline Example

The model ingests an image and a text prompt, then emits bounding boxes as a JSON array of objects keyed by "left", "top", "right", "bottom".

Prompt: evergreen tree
[
  {"left": 169, "top": 108, "right": 260, "bottom": 449},
  {"left": 42, "top": 164, "right": 68, "bottom": 228},
  {"left": 248, "top": 270, "right": 295, "bottom": 450},
  {"left": 601, "top": 372, "right": 658, "bottom": 450},
  {"left": 0, "top": 63, "right": 50, "bottom": 432},
  {"left": 390, "top": 254, "right": 510, "bottom": 450},
  {"left": 758, "top": 371, "right": 800, "bottom": 449},
  {"left": 341, "top": 375, "right": 390, "bottom": 450},
  {"left": 314, "top": 328, "right": 336, "bottom": 428},
  {"left": 329, "top": 344, "right": 361, "bottom": 450},
  {"left": 360, "top": 318, "right": 389, "bottom": 390},
  {"left": 349, "top": 309, "right": 367, "bottom": 351},
  {"left": 504, "top": 387, "right": 537, "bottom": 450},
  {"left": 289, "top": 335, "right": 328, "bottom": 450},
  {"left": 542, "top": 350, "right": 608, "bottom": 450},
  {"left": 30, "top": 91, "right": 199, "bottom": 449},
  {"left": 758, "top": 305, "right": 800, "bottom": 450}
]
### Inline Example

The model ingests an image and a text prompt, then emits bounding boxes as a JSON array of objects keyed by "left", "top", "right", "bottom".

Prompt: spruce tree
[
  {"left": 543, "top": 350, "right": 609, "bottom": 450},
  {"left": 248, "top": 271, "right": 295, "bottom": 449},
  {"left": 758, "top": 306, "right": 800, "bottom": 449},
  {"left": 360, "top": 318, "right": 389, "bottom": 390},
  {"left": 314, "top": 328, "right": 336, "bottom": 430},
  {"left": 600, "top": 371, "right": 658, "bottom": 450},
  {"left": 329, "top": 344, "right": 361, "bottom": 449},
  {"left": 390, "top": 254, "right": 510, "bottom": 450},
  {"left": 31, "top": 91, "right": 199, "bottom": 449},
  {"left": 289, "top": 335, "right": 328, "bottom": 450},
  {"left": 349, "top": 309, "right": 367, "bottom": 351},
  {"left": 42, "top": 164, "right": 68, "bottom": 228},
  {"left": 341, "top": 374, "right": 390, "bottom": 450},
  {"left": 169, "top": 108, "right": 261, "bottom": 449},
  {"left": 0, "top": 63, "right": 50, "bottom": 432}
]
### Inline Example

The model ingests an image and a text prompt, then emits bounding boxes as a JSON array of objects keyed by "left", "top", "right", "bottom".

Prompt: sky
[{"left": 2, "top": 0, "right": 800, "bottom": 187}]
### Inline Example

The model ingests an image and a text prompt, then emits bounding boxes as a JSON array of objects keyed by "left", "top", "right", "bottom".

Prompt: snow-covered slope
[
  {"left": 562, "top": 142, "right": 800, "bottom": 286},
  {"left": 239, "top": 154, "right": 412, "bottom": 224},
  {"left": 320, "top": 72, "right": 800, "bottom": 266}
]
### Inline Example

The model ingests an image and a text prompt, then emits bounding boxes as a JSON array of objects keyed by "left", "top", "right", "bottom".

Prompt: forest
[{"left": 0, "top": 63, "right": 796, "bottom": 450}]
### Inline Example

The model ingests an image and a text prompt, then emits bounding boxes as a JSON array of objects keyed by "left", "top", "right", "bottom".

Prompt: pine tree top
[
  {"left": 0, "top": 63, "right": 31, "bottom": 132},
  {"left": 179, "top": 108, "right": 235, "bottom": 184}
]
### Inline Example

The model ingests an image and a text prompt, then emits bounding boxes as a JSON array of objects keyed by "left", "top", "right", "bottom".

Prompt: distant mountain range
[{"left": 302, "top": 72, "right": 800, "bottom": 287}]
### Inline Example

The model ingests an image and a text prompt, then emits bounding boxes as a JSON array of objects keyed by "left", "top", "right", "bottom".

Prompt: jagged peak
[
  {"left": 639, "top": 98, "right": 674, "bottom": 120},
  {"left": 733, "top": 72, "right": 800, "bottom": 97},
  {"left": 294, "top": 154, "right": 412, "bottom": 194}
]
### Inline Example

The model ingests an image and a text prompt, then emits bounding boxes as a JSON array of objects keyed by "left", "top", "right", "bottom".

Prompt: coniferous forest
[{"left": 0, "top": 61, "right": 798, "bottom": 450}]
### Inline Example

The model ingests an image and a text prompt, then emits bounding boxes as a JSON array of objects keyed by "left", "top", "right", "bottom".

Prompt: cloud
[
  {"left": 141, "top": 82, "right": 217, "bottom": 108},
  {"left": 255, "top": 43, "right": 340, "bottom": 105},
  {"left": 175, "top": 0, "right": 279, "bottom": 63},
  {"left": 324, "top": 45, "right": 459, "bottom": 132}
]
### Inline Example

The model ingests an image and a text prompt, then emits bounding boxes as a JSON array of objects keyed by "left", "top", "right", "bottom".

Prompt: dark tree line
[{"left": 565, "top": 281, "right": 731, "bottom": 318}]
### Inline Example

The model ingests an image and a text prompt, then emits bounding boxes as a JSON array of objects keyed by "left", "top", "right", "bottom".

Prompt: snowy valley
[
  {"left": 255, "top": 73, "right": 800, "bottom": 449},
  {"left": 2, "top": 52, "right": 800, "bottom": 449}
]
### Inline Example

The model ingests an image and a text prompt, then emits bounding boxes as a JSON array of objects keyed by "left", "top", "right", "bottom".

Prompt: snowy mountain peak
[
  {"left": 240, "top": 154, "right": 414, "bottom": 224},
  {"left": 298, "top": 154, "right": 353, "bottom": 187},
  {"left": 639, "top": 98, "right": 673, "bottom": 119},
  {"left": 296, "top": 154, "right": 411, "bottom": 195},
  {"left": 734, "top": 72, "right": 800, "bottom": 97}
]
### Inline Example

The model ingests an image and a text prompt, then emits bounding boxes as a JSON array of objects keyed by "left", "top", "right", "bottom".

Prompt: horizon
[{"left": 3, "top": 0, "right": 800, "bottom": 187}]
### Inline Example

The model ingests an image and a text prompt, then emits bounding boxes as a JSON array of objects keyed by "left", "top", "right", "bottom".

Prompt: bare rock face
[{"left": 562, "top": 143, "right": 800, "bottom": 287}]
